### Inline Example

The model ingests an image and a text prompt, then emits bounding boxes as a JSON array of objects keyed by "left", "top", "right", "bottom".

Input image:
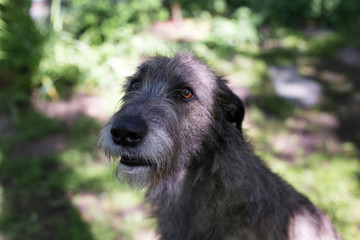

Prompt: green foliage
[
  {"left": 35, "top": 34, "right": 98, "bottom": 100},
  {"left": 177, "top": 0, "right": 360, "bottom": 28},
  {"left": 309, "top": 0, "right": 360, "bottom": 26},
  {"left": 0, "top": 0, "right": 43, "bottom": 108},
  {"left": 206, "top": 7, "right": 260, "bottom": 55},
  {"left": 174, "top": 0, "right": 228, "bottom": 16},
  {"left": 212, "top": 7, "right": 259, "bottom": 43},
  {"left": 254, "top": 0, "right": 312, "bottom": 27},
  {"left": 250, "top": 0, "right": 360, "bottom": 27},
  {"left": 308, "top": 32, "right": 342, "bottom": 57},
  {"left": 309, "top": 0, "right": 340, "bottom": 23},
  {"left": 40, "top": 63, "right": 82, "bottom": 99},
  {"left": 66, "top": 0, "right": 168, "bottom": 45},
  {"left": 333, "top": 0, "right": 360, "bottom": 27}
]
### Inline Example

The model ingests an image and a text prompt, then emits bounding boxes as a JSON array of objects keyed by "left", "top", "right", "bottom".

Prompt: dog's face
[{"left": 99, "top": 52, "right": 244, "bottom": 188}]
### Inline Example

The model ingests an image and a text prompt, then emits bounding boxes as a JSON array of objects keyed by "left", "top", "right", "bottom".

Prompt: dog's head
[{"left": 99, "top": 52, "right": 245, "bottom": 188}]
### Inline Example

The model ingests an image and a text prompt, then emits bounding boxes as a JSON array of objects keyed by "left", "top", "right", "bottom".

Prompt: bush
[
  {"left": 176, "top": 0, "right": 360, "bottom": 28},
  {"left": 39, "top": 63, "right": 82, "bottom": 99},
  {"left": 65, "top": 0, "right": 168, "bottom": 45},
  {"left": 173, "top": 0, "right": 228, "bottom": 16},
  {"left": 333, "top": 0, "right": 360, "bottom": 27},
  {"left": 0, "top": 0, "right": 43, "bottom": 109},
  {"left": 249, "top": 0, "right": 360, "bottom": 27},
  {"left": 34, "top": 34, "right": 92, "bottom": 100},
  {"left": 206, "top": 7, "right": 259, "bottom": 54}
]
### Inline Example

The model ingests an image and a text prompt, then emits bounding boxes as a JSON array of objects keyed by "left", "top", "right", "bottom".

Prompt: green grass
[
  {"left": 267, "top": 154, "right": 360, "bottom": 239},
  {"left": 0, "top": 156, "right": 95, "bottom": 240},
  {"left": 248, "top": 103, "right": 360, "bottom": 240}
]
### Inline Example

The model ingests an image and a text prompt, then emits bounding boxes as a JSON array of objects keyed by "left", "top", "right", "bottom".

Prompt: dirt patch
[
  {"left": 32, "top": 93, "right": 110, "bottom": 124},
  {"left": 150, "top": 19, "right": 209, "bottom": 42},
  {"left": 9, "top": 134, "right": 67, "bottom": 159}
]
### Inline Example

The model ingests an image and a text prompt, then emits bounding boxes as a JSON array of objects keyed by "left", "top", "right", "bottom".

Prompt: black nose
[{"left": 110, "top": 116, "right": 147, "bottom": 146}]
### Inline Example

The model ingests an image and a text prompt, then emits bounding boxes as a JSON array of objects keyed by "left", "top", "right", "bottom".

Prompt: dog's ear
[{"left": 217, "top": 78, "right": 245, "bottom": 132}]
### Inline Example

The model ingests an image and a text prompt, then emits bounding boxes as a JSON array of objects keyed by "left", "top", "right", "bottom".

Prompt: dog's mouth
[{"left": 120, "top": 155, "right": 152, "bottom": 167}]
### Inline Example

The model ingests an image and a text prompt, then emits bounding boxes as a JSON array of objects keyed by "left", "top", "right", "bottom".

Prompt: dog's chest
[{"left": 149, "top": 174, "right": 242, "bottom": 239}]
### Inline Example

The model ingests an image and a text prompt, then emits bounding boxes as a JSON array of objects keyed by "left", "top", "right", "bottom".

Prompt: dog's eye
[
  {"left": 131, "top": 81, "right": 141, "bottom": 90},
  {"left": 180, "top": 88, "right": 193, "bottom": 99}
]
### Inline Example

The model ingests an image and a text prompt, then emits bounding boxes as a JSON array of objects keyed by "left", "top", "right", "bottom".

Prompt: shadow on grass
[
  {"left": 315, "top": 59, "right": 360, "bottom": 148},
  {"left": 256, "top": 33, "right": 360, "bottom": 149},
  {"left": 256, "top": 37, "right": 360, "bottom": 201},
  {"left": 0, "top": 157, "right": 94, "bottom": 240},
  {"left": 0, "top": 111, "right": 95, "bottom": 240}
]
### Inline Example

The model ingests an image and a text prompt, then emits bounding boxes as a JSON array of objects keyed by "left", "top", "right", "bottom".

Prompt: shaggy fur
[{"left": 99, "top": 52, "right": 342, "bottom": 240}]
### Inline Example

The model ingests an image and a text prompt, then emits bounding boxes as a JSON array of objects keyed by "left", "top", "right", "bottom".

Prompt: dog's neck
[{"left": 148, "top": 124, "right": 267, "bottom": 204}]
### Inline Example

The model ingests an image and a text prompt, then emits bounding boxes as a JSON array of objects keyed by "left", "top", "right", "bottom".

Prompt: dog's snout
[{"left": 110, "top": 116, "right": 147, "bottom": 146}]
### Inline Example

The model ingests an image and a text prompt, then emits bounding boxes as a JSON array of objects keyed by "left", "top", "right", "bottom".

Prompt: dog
[{"left": 99, "top": 52, "right": 342, "bottom": 240}]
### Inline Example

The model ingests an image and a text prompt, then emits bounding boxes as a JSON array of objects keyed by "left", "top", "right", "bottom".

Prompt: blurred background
[{"left": 0, "top": 0, "right": 359, "bottom": 239}]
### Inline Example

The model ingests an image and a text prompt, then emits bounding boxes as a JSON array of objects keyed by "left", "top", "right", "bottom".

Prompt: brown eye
[
  {"left": 131, "top": 81, "right": 141, "bottom": 90},
  {"left": 180, "top": 88, "right": 193, "bottom": 99}
]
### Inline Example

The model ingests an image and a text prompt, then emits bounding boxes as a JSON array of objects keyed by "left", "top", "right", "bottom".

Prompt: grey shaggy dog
[{"left": 99, "top": 52, "right": 342, "bottom": 240}]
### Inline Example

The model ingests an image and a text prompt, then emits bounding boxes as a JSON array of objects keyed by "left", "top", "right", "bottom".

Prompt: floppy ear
[{"left": 217, "top": 77, "right": 245, "bottom": 132}]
